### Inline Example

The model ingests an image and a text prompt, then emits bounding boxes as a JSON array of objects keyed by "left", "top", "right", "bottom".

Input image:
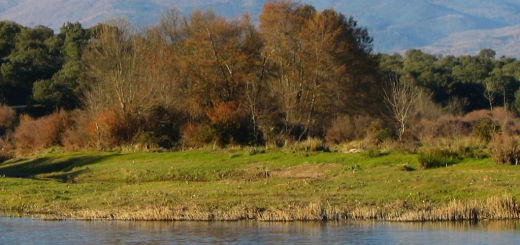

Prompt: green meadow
[{"left": 0, "top": 149, "right": 518, "bottom": 221}]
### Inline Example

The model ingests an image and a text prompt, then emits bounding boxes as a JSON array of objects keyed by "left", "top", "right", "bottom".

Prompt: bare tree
[
  {"left": 82, "top": 19, "right": 169, "bottom": 146},
  {"left": 83, "top": 19, "right": 166, "bottom": 116},
  {"left": 484, "top": 79, "right": 497, "bottom": 111},
  {"left": 383, "top": 77, "right": 419, "bottom": 140}
]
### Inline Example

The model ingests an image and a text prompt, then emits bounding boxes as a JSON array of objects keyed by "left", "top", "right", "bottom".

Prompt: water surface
[{"left": 0, "top": 218, "right": 519, "bottom": 244}]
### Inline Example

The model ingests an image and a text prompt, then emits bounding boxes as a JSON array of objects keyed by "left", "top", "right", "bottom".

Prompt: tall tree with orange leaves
[
  {"left": 160, "top": 10, "right": 268, "bottom": 144},
  {"left": 259, "top": 1, "right": 380, "bottom": 139}
]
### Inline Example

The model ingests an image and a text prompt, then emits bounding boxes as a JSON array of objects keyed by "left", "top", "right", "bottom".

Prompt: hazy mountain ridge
[
  {"left": 1, "top": 0, "right": 519, "bottom": 56},
  {"left": 422, "top": 24, "right": 520, "bottom": 57}
]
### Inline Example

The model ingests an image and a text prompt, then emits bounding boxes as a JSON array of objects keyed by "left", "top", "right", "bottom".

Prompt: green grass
[{"left": 0, "top": 149, "right": 518, "bottom": 220}]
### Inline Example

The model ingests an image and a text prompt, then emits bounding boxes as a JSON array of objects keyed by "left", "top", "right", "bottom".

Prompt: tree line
[
  {"left": 380, "top": 49, "right": 520, "bottom": 113},
  {"left": 2, "top": 1, "right": 380, "bottom": 148},
  {"left": 1, "top": 1, "right": 520, "bottom": 165}
]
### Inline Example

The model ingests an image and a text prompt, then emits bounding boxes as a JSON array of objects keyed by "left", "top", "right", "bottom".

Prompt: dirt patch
[
  {"left": 236, "top": 162, "right": 272, "bottom": 181},
  {"left": 270, "top": 164, "right": 340, "bottom": 179},
  {"left": 238, "top": 163, "right": 340, "bottom": 180}
]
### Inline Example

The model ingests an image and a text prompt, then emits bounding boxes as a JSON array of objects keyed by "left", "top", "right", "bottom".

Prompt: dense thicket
[{"left": 2, "top": 1, "right": 520, "bottom": 164}]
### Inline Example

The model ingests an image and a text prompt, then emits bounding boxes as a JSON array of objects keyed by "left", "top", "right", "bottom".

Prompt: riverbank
[{"left": 0, "top": 149, "right": 519, "bottom": 221}]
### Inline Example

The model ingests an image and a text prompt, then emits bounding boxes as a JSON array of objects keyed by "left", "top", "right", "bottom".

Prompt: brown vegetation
[
  {"left": 13, "top": 111, "right": 69, "bottom": 155},
  {"left": 32, "top": 195, "right": 519, "bottom": 222},
  {"left": 491, "top": 133, "right": 520, "bottom": 165},
  {"left": 325, "top": 115, "right": 380, "bottom": 144},
  {"left": 0, "top": 135, "right": 13, "bottom": 162},
  {"left": 0, "top": 104, "right": 17, "bottom": 134},
  {"left": 0, "top": 104, "right": 17, "bottom": 161}
]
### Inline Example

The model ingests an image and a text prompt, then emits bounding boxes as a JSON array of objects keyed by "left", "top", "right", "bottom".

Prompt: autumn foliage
[
  {"left": 14, "top": 111, "right": 69, "bottom": 155},
  {"left": 2, "top": 1, "right": 520, "bottom": 169},
  {"left": 72, "top": 1, "right": 380, "bottom": 148}
]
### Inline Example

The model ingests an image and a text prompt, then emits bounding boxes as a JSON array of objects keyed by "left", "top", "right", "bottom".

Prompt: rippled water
[{"left": 1, "top": 218, "right": 519, "bottom": 244}]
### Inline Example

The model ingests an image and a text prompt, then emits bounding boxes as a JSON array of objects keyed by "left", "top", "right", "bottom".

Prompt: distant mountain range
[{"left": 1, "top": 0, "right": 520, "bottom": 57}]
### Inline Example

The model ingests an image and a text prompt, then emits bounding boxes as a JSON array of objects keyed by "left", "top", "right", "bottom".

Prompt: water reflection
[{"left": 0, "top": 218, "right": 519, "bottom": 245}]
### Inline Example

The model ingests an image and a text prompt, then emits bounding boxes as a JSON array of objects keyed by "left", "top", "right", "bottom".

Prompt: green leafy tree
[
  {"left": 32, "top": 23, "right": 91, "bottom": 109},
  {"left": 0, "top": 25, "right": 61, "bottom": 105},
  {"left": 479, "top": 48, "right": 496, "bottom": 59},
  {"left": 0, "top": 21, "right": 22, "bottom": 61},
  {"left": 484, "top": 68, "right": 517, "bottom": 110}
]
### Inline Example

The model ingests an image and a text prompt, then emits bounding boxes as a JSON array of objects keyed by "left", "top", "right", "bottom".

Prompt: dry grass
[
  {"left": 290, "top": 138, "right": 327, "bottom": 152},
  {"left": 392, "top": 195, "right": 519, "bottom": 221},
  {"left": 29, "top": 195, "right": 519, "bottom": 222}
]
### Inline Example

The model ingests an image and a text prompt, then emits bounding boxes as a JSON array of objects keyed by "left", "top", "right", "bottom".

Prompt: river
[{"left": 0, "top": 218, "right": 519, "bottom": 244}]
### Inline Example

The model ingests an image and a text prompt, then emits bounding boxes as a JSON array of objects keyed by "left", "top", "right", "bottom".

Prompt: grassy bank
[{"left": 0, "top": 149, "right": 519, "bottom": 221}]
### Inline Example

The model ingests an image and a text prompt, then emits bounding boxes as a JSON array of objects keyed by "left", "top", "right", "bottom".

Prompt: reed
[{"left": 22, "top": 195, "right": 520, "bottom": 222}]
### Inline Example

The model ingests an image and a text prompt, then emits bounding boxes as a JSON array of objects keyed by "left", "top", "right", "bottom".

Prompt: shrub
[
  {"left": 419, "top": 115, "right": 471, "bottom": 139},
  {"left": 491, "top": 107, "right": 516, "bottom": 125},
  {"left": 291, "top": 137, "right": 328, "bottom": 152},
  {"left": 418, "top": 149, "right": 461, "bottom": 169},
  {"left": 86, "top": 109, "right": 119, "bottom": 149},
  {"left": 473, "top": 118, "right": 499, "bottom": 142},
  {"left": 14, "top": 111, "right": 69, "bottom": 155},
  {"left": 112, "top": 113, "right": 145, "bottom": 145},
  {"left": 248, "top": 147, "right": 266, "bottom": 156},
  {"left": 61, "top": 111, "right": 93, "bottom": 150},
  {"left": 444, "top": 97, "right": 468, "bottom": 115},
  {"left": 0, "top": 135, "right": 13, "bottom": 162},
  {"left": 142, "top": 106, "right": 182, "bottom": 149},
  {"left": 464, "top": 107, "right": 517, "bottom": 142},
  {"left": 402, "top": 164, "right": 415, "bottom": 171},
  {"left": 463, "top": 109, "right": 492, "bottom": 123},
  {"left": 414, "top": 90, "right": 444, "bottom": 120},
  {"left": 181, "top": 123, "right": 218, "bottom": 148},
  {"left": 325, "top": 115, "right": 375, "bottom": 144},
  {"left": 489, "top": 107, "right": 520, "bottom": 135},
  {"left": 454, "top": 145, "right": 488, "bottom": 159},
  {"left": 490, "top": 133, "right": 520, "bottom": 165},
  {"left": 362, "top": 148, "right": 383, "bottom": 158},
  {"left": 85, "top": 110, "right": 145, "bottom": 149},
  {"left": 375, "top": 128, "right": 397, "bottom": 143},
  {"left": 206, "top": 101, "right": 244, "bottom": 128},
  {"left": 0, "top": 104, "right": 17, "bottom": 135},
  {"left": 267, "top": 134, "right": 290, "bottom": 148}
]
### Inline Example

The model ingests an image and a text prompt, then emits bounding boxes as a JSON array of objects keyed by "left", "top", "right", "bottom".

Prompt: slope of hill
[
  {"left": 428, "top": 0, "right": 520, "bottom": 25},
  {"left": 0, "top": 0, "right": 519, "bottom": 56},
  {"left": 0, "top": 0, "right": 165, "bottom": 29},
  {"left": 317, "top": 0, "right": 507, "bottom": 52},
  {"left": 422, "top": 24, "right": 520, "bottom": 57}
]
